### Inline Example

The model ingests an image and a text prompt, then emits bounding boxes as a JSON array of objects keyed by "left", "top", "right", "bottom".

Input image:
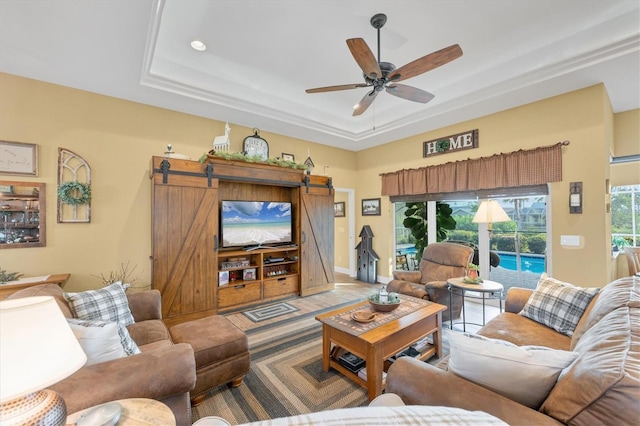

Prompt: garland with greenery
[
  {"left": 58, "top": 181, "right": 91, "bottom": 205},
  {"left": 199, "top": 151, "right": 310, "bottom": 171}
]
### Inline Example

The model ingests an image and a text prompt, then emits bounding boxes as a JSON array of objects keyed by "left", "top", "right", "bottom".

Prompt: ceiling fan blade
[
  {"left": 353, "top": 90, "right": 379, "bottom": 116},
  {"left": 386, "top": 84, "right": 435, "bottom": 103},
  {"left": 346, "top": 38, "right": 382, "bottom": 80},
  {"left": 388, "top": 44, "right": 463, "bottom": 82},
  {"left": 306, "top": 83, "right": 369, "bottom": 94}
]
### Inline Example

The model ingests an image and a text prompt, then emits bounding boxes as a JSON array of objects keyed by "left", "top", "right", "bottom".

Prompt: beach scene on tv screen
[{"left": 222, "top": 201, "right": 292, "bottom": 247}]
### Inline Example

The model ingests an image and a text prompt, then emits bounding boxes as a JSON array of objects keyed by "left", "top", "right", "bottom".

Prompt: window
[{"left": 611, "top": 185, "right": 640, "bottom": 249}]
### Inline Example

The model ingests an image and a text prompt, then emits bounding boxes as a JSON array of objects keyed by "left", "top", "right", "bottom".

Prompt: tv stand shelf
[
  {"left": 217, "top": 246, "right": 300, "bottom": 310},
  {"left": 150, "top": 156, "right": 335, "bottom": 325}
]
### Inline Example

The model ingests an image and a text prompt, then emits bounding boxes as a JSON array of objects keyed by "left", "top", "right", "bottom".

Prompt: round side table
[
  {"left": 66, "top": 398, "right": 175, "bottom": 426},
  {"left": 447, "top": 277, "right": 503, "bottom": 332}
]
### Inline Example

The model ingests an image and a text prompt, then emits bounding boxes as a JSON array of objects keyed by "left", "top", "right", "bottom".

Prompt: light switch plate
[{"left": 560, "top": 235, "right": 580, "bottom": 247}]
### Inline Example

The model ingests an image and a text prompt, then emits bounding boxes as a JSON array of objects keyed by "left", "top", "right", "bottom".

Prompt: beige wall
[
  {"left": 333, "top": 190, "right": 350, "bottom": 271},
  {"left": 1, "top": 73, "right": 637, "bottom": 291},
  {"left": 0, "top": 73, "right": 355, "bottom": 291},
  {"left": 613, "top": 109, "right": 640, "bottom": 157},
  {"left": 355, "top": 84, "right": 620, "bottom": 287}
]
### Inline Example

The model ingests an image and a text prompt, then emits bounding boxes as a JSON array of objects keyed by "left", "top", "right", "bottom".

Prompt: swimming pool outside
[{"left": 497, "top": 252, "right": 546, "bottom": 274}]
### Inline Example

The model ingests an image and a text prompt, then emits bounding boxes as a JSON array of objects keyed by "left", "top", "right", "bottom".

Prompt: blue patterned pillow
[
  {"left": 519, "top": 274, "right": 599, "bottom": 336},
  {"left": 64, "top": 282, "right": 135, "bottom": 326}
]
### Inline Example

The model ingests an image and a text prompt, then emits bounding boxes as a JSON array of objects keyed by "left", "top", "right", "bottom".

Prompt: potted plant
[
  {"left": 401, "top": 201, "right": 456, "bottom": 260},
  {"left": 467, "top": 263, "right": 479, "bottom": 279}
]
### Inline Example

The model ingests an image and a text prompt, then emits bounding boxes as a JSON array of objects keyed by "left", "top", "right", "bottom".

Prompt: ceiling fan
[{"left": 305, "top": 13, "right": 463, "bottom": 116}]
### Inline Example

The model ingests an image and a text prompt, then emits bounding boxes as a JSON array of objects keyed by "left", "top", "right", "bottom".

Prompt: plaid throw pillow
[
  {"left": 519, "top": 274, "right": 599, "bottom": 336},
  {"left": 64, "top": 282, "right": 135, "bottom": 327}
]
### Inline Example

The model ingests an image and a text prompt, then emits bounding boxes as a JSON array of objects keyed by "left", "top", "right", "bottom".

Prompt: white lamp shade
[
  {"left": 473, "top": 200, "right": 511, "bottom": 224},
  {"left": 0, "top": 296, "right": 87, "bottom": 403}
]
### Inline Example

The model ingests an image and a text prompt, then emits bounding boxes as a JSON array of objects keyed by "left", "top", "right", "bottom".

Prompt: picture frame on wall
[
  {"left": 362, "top": 198, "right": 381, "bottom": 216},
  {"left": 0, "top": 141, "right": 38, "bottom": 176},
  {"left": 334, "top": 202, "right": 345, "bottom": 217},
  {"left": 281, "top": 153, "right": 295, "bottom": 162}
]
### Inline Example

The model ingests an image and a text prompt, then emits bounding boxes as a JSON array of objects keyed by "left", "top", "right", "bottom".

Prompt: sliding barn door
[
  {"left": 300, "top": 185, "right": 335, "bottom": 296},
  {"left": 152, "top": 179, "right": 219, "bottom": 321}
]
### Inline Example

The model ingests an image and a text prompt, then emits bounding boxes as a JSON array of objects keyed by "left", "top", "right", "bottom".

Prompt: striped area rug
[{"left": 192, "top": 301, "right": 451, "bottom": 424}]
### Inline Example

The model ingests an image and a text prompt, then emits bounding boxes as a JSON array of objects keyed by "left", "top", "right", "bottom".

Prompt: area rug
[
  {"left": 192, "top": 304, "right": 451, "bottom": 424},
  {"left": 242, "top": 302, "right": 299, "bottom": 322}
]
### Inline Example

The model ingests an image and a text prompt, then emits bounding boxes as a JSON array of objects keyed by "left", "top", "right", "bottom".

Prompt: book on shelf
[
  {"left": 387, "top": 346, "right": 421, "bottom": 363},
  {"left": 338, "top": 352, "right": 365, "bottom": 373},
  {"left": 357, "top": 368, "right": 386, "bottom": 382}
]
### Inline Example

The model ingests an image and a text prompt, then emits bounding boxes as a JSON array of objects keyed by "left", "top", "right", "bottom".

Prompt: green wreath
[
  {"left": 58, "top": 181, "right": 91, "bottom": 205},
  {"left": 436, "top": 139, "right": 450, "bottom": 153}
]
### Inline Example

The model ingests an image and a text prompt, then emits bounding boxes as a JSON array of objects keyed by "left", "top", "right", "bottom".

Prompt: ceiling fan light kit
[{"left": 306, "top": 13, "right": 463, "bottom": 116}]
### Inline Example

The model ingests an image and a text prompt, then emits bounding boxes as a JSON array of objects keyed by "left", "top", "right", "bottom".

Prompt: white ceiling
[{"left": 1, "top": 0, "right": 638, "bottom": 151}]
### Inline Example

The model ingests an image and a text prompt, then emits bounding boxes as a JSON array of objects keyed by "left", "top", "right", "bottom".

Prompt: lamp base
[{"left": 0, "top": 390, "right": 66, "bottom": 426}]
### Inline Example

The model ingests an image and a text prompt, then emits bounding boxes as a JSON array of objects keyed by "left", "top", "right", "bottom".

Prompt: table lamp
[
  {"left": 0, "top": 296, "right": 87, "bottom": 425},
  {"left": 472, "top": 200, "right": 511, "bottom": 233},
  {"left": 472, "top": 200, "right": 511, "bottom": 279}
]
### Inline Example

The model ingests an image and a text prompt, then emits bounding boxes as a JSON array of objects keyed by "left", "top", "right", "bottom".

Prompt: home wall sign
[{"left": 423, "top": 129, "right": 479, "bottom": 158}]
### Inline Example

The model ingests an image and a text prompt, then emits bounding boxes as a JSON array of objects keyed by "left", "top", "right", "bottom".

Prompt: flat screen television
[{"left": 221, "top": 200, "right": 293, "bottom": 249}]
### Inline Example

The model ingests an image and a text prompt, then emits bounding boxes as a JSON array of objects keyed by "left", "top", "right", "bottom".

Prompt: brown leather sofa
[
  {"left": 387, "top": 242, "right": 474, "bottom": 322},
  {"left": 7, "top": 284, "right": 197, "bottom": 426},
  {"left": 386, "top": 276, "right": 640, "bottom": 425}
]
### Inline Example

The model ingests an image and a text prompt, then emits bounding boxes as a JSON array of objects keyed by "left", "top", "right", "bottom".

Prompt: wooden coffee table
[{"left": 315, "top": 295, "right": 446, "bottom": 400}]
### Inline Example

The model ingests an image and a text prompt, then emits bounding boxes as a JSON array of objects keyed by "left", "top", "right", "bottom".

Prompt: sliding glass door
[{"left": 394, "top": 195, "right": 549, "bottom": 292}]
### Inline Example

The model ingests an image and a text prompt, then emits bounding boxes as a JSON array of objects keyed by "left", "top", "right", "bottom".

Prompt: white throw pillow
[
  {"left": 68, "top": 318, "right": 140, "bottom": 366},
  {"left": 68, "top": 319, "right": 124, "bottom": 365},
  {"left": 519, "top": 273, "right": 599, "bottom": 336},
  {"left": 64, "top": 282, "right": 135, "bottom": 326},
  {"left": 448, "top": 332, "right": 578, "bottom": 409}
]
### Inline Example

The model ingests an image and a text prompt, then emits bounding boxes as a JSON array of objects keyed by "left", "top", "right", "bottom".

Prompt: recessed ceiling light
[{"left": 190, "top": 40, "right": 206, "bottom": 51}]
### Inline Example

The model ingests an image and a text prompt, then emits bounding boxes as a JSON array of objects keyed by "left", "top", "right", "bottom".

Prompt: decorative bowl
[
  {"left": 368, "top": 295, "right": 401, "bottom": 312},
  {"left": 351, "top": 311, "right": 377, "bottom": 323}
]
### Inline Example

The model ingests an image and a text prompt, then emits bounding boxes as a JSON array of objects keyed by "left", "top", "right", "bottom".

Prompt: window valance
[{"left": 380, "top": 142, "right": 568, "bottom": 198}]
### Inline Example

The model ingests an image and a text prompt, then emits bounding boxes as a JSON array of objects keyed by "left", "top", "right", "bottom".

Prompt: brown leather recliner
[{"left": 387, "top": 242, "right": 474, "bottom": 323}]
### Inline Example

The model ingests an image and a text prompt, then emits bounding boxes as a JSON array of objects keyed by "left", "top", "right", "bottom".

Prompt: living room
[
  {"left": 1, "top": 1, "right": 639, "bottom": 425},
  {"left": 2, "top": 77, "right": 638, "bottom": 291}
]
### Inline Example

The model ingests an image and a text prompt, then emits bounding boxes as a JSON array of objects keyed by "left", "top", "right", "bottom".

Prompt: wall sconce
[{"left": 569, "top": 181, "right": 582, "bottom": 214}]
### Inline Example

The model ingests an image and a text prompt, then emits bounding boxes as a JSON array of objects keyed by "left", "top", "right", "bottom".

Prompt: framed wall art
[
  {"left": 362, "top": 198, "right": 381, "bottom": 216},
  {"left": 281, "top": 153, "right": 295, "bottom": 162},
  {"left": 334, "top": 202, "right": 345, "bottom": 217},
  {"left": 0, "top": 141, "right": 38, "bottom": 176},
  {"left": 243, "top": 268, "right": 257, "bottom": 281}
]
